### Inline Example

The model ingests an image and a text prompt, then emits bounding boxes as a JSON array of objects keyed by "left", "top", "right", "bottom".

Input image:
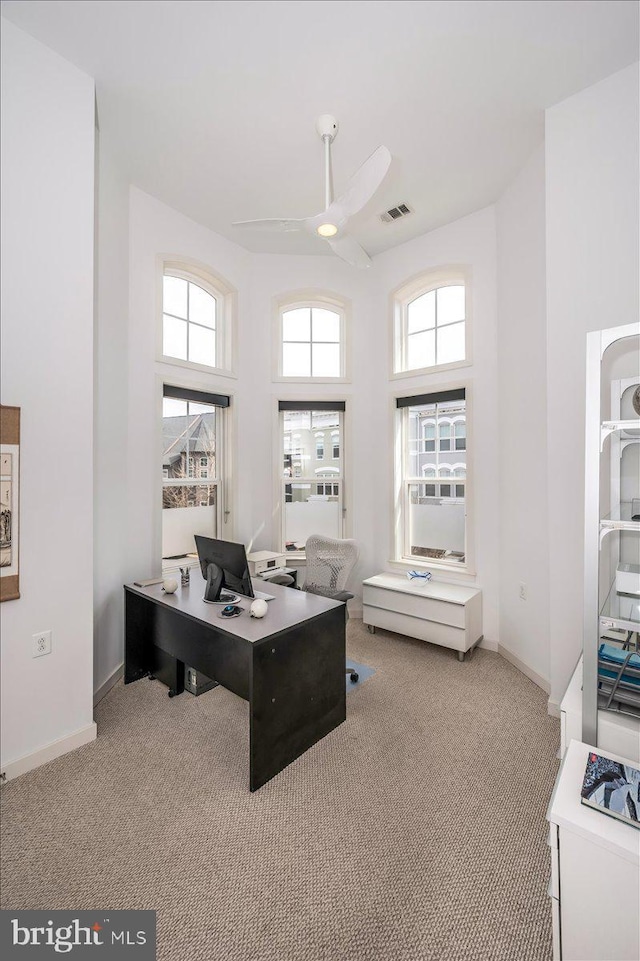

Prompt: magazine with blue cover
[{"left": 580, "top": 752, "right": 640, "bottom": 829}]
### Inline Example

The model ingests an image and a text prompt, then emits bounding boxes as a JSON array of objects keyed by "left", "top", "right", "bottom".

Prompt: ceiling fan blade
[
  {"left": 331, "top": 145, "right": 391, "bottom": 219},
  {"left": 328, "top": 234, "right": 372, "bottom": 269},
  {"left": 232, "top": 218, "right": 305, "bottom": 232}
]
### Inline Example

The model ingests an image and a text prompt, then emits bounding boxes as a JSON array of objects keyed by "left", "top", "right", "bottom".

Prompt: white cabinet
[
  {"left": 362, "top": 572, "right": 482, "bottom": 660},
  {"left": 547, "top": 739, "right": 640, "bottom": 961}
]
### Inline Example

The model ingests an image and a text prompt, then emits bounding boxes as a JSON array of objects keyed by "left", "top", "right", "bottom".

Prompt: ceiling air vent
[{"left": 380, "top": 203, "right": 412, "bottom": 224}]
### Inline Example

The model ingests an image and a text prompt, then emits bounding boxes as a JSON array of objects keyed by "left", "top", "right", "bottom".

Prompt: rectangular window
[
  {"left": 278, "top": 401, "right": 345, "bottom": 553},
  {"left": 162, "top": 385, "right": 229, "bottom": 571},
  {"left": 396, "top": 388, "right": 467, "bottom": 566}
]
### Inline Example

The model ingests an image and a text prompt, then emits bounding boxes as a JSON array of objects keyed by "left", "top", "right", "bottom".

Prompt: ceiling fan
[{"left": 232, "top": 115, "right": 391, "bottom": 268}]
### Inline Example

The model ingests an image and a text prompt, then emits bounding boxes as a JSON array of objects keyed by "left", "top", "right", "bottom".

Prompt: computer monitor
[{"left": 194, "top": 536, "right": 255, "bottom": 603}]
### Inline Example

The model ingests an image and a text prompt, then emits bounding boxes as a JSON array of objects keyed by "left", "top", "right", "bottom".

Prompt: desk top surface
[{"left": 125, "top": 578, "right": 343, "bottom": 643}]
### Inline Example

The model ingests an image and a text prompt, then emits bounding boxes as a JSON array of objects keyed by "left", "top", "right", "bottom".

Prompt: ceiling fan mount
[
  {"left": 233, "top": 116, "right": 391, "bottom": 268},
  {"left": 315, "top": 114, "right": 338, "bottom": 142}
]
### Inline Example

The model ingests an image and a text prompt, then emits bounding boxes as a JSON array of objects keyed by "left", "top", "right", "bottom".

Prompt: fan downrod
[{"left": 316, "top": 114, "right": 338, "bottom": 143}]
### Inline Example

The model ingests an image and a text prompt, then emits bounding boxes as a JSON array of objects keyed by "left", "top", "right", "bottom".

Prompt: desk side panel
[
  {"left": 125, "top": 588, "right": 157, "bottom": 684},
  {"left": 249, "top": 604, "right": 346, "bottom": 791},
  {"left": 125, "top": 589, "right": 250, "bottom": 701}
]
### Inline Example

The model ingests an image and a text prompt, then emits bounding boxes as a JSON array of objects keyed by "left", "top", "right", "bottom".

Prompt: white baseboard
[
  {"left": 547, "top": 698, "right": 562, "bottom": 719},
  {"left": 94, "top": 662, "right": 124, "bottom": 706},
  {"left": 498, "top": 643, "right": 551, "bottom": 695},
  {"left": 1, "top": 722, "right": 97, "bottom": 783},
  {"left": 479, "top": 637, "right": 498, "bottom": 652}
]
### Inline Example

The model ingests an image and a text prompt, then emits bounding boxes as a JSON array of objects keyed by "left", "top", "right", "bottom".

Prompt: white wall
[
  {"left": 375, "top": 207, "right": 500, "bottom": 646},
  {"left": 545, "top": 63, "right": 639, "bottom": 707},
  {"left": 93, "top": 133, "right": 130, "bottom": 697},
  {"left": 496, "top": 145, "right": 549, "bottom": 687},
  {"left": 0, "top": 20, "right": 96, "bottom": 772}
]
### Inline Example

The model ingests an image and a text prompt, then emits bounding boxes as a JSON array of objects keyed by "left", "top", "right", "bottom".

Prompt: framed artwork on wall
[{"left": 0, "top": 405, "right": 20, "bottom": 602}]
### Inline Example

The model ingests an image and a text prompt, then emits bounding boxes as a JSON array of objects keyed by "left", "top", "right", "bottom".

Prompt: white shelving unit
[
  {"left": 550, "top": 326, "right": 639, "bottom": 960},
  {"left": 583, "top": 322, "right": 640, "bottom": 746}
]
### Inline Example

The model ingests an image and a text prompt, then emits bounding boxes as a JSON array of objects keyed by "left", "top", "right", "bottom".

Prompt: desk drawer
[
  {"left": 363, "top": 585, "right": 465, "bottom": 628},
  {"left": 362, "top": 605, "right": 467, "bottom": 651}
]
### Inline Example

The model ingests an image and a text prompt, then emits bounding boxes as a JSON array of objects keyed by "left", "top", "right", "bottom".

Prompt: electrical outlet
[
  {"left": 519, "top": 583, "right": 527, "bottom": 600},
  {"left": 32, "top": 630, "right": 52, "bottom": 657}
]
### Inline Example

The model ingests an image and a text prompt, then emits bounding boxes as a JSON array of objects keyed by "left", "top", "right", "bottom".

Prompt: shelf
[
  {"left": 599, "top": 501, "right": 640, "bottom": 532},
  {"left": 599, "top": 579, "right": 640, "bottom": 632},
  {"left": 600, "top": 420, "right": 640, "bottom": 448}
]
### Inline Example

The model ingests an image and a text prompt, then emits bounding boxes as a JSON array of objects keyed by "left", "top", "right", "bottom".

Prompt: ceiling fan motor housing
[{"left": 316, "top": 114, "right": 338, "bottom": 141}]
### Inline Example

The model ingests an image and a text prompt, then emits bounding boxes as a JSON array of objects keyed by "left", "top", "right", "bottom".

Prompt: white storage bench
[{"left": 362, "top": 573, "right": 482, "bottom": 661}]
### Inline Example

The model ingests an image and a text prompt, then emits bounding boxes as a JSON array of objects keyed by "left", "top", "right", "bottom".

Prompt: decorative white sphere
[
  {"left": 162, "top": 577, "right": 178, "bottom": 594},
  {"left": 250, "top": 599, "right": 268, "bottom": 618}
]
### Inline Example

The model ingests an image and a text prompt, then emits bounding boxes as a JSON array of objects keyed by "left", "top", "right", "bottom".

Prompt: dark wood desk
[{"left": 124, "top": 579, "right": 346, "bottom": 791}]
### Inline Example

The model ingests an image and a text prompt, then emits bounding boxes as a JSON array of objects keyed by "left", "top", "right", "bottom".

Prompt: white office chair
[
  {"left": 304, "top": 534, "right": 360, "bottom": 683},
  {"left": 269, "top": 534, "right": 360, "bottom": 679}
]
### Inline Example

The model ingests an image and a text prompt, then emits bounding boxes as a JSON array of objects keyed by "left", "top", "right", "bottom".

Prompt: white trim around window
[
  {"left": 272, "top": 289, "right": 351, "bottom": 383},
  {"left": 272, "top": 395, "right": 351, "bottom": 560},
  {"left": 390, "top": 381, "right": 475, "bottom": 577},
  {"left": 154, "top": 372, "right": 236, "bottom": 574},
  {"left": 157, "top": 256, "right": 238, "bottom": 378},
  {"left": 390, "top": 265, "right": 472, "bottom": 379}
]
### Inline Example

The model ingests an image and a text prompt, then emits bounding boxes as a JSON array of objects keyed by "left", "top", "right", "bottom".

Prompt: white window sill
[
  {"left": 388, "top": 558, "right": 476, "bottom": 579},
  {"left": 162, "top": 555, "right": 200, "bottom": 575},
  {"left": 157, "top": 355, "right": 237, "bottom": 379},
  {"left": 282, "top": 552, "right": 306, "bottom": 564},
  {"left": 390, "top": 357, "right": 472, "bottom": 380},
  {"left": 273, "top": 375, "right": 351, "bottom": 385}
]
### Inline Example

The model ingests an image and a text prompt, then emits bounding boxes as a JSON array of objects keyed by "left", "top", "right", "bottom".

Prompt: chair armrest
[
  {"left": 332, "top": 591, "right": 354, "bottom": 603},
  {"left": 305, "top": 586, "right": 354, "bottom": 603}
]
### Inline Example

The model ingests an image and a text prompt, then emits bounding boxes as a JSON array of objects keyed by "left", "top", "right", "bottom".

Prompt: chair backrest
[{"left": 304, "top": 535, "right": 359, "bottom": 595}]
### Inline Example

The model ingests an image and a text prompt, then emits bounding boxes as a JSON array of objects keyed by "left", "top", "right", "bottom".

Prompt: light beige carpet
[{"left": 0, "top": 621, "right": 559, "bottom": 961}]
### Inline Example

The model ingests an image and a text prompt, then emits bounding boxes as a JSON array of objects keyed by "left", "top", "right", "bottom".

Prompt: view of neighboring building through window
[
  {"left": 281, "top": 304, "right": 342, "bottom": 378},
  {"left": 397, "top": 388, "right": 467, "bottom": 565},
  {"left": 163, "top": 274, "right": 217, "bottom": 367},
  {"left": 394, "top": 271, "right": 468, "bottom": 375},
  {"left": 279, "top": 402, "right": 345, "bottom": 552},
  {"left": 161, "top": 386, "right": 229, "bottom": 569}
]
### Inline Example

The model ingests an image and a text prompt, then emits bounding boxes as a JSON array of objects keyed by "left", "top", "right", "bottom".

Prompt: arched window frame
[
  {"left": 391, "top": 265, "right": 471, "bottom": 378},
  {"left": 422, "top": 419, "right": 436, "bottom": 453},
  {"left": 159, "top": 258, "right": 237, "bottom": 377},
  {"left": 273, "top": 289, "right": 351, "bottom": 383},
  {"left": 453, "top": 417, "right": 467, "bottom": 451},
  {"left": 438, "top": 418, "right": 453, "bottom": 452}
]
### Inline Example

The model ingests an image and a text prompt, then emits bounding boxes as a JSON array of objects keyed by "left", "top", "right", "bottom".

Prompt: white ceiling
[{"left": 1, "top": 0, "right": 638, "bottom": 258}]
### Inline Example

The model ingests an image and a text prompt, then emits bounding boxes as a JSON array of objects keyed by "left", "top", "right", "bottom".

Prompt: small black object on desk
[{"left": 220, "top": 604, "right": 243, "bottom": 618}]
